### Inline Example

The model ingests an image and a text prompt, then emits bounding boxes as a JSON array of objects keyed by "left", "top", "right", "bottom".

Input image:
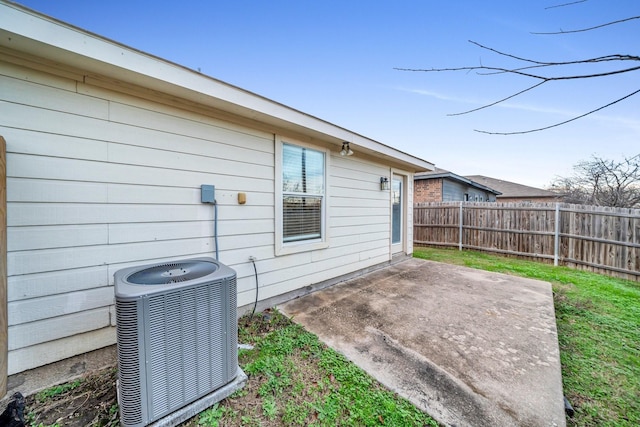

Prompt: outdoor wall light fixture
[
  {"left": 340, "top": 142, "right": 354, "bottom": 156},
  {"left": 380, "top": 177, "right": 390, "bottom": 190}
]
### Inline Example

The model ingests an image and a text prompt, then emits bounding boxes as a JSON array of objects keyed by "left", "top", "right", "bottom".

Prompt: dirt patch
[
  {"left": 21, "top": 311, "right": 291, "bottom": 427},
  {"left": 19, "top": 309, "right": 435, "bottom": 427},
  {"left": 25, "top": 367, "right": 118, "bottom": 426}
]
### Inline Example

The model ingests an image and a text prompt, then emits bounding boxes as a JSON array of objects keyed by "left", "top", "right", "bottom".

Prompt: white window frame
[{"left": 275, "top": 136, "right": 330, "bottom": 256}]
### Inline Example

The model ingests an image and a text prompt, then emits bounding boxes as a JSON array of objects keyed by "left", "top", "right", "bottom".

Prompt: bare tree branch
[
  {"left": 545, "top": 0, "right": 587, "bottom": 10},
  {"left": 466, "top": 41, "right": 640, "bottom": 71},
  {"left": 532, "top": 15, "right": 640, "bottom": 34},
  {"left": 395, "top": 5, "right": 639, "bottom": 134},
  {"left": 396, "top": 62, "right": 640, "bottom": 81},
  {"left": 447, "top": 81, "right": 546, "bottom": 116},
  {"left": 475, "top": 63, "right": 640, "bottom": 80},
  {"left": 397, "top": 51, "right": 640, "bottom": 117},
  {"left": 474, "top": 88, "right": 640, "bottom": 135},
  {"left": 551, "top": 154, "right": 640, "bottom": 207},
  {"left": 396, "top": 41, "right": 640, "bottom": 81}
]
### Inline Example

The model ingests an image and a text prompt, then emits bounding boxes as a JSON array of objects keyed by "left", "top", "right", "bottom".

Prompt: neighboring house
[
  {"left": 0, "top": 2, "right": 434, "bottom": 378},
  {"left": 465, "top": 175, "right": 561, "bottom": 203},
  {"left": 414, "top": 168, "right": 501, "bottom": 203}
]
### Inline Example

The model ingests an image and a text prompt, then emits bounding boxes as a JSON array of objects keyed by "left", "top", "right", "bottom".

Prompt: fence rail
[{"left": 414, "top": 202, "right": 640, "bottom": 281}]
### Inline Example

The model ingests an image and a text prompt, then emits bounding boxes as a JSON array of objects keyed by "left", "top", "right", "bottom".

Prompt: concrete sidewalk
[{"left": 279, "top": 258, "right": 566, "bottom": 427}]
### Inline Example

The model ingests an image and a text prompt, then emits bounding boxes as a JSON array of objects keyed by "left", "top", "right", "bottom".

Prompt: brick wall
[{"left": 414, "top": 178, "right": 443, "bottom": 203}]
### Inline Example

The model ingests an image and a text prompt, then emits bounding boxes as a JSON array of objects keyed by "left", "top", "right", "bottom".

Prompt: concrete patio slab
[{"left": 279, "top": 258, "right": 566, "bottom": 427}]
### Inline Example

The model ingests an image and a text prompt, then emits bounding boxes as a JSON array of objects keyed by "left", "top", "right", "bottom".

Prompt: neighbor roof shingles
[{"left": 465, "top": 175, "right": 558, "bottom": 198}]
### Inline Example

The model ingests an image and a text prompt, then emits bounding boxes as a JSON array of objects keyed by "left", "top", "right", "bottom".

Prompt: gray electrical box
[{"left": 201, "top": 184, "right": 215, "bottom": 203}]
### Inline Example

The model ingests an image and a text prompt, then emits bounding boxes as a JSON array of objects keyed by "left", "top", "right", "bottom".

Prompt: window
[{"left": 276, "top": 138, "right": 329, "bottom": 254}]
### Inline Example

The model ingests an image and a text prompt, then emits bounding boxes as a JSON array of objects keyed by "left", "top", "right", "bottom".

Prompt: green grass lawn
[
  {"left": 28, "top": 247, "right": 638, "bottom": 426},
  {"left": 414, "top": 246, "right": 640, "bottom": 427},
  {"left": 26, "top": 310, "right": 437, "bottom": 427},
  {"left": 187, "top": 309, "right": 438, "bottom": 427}
]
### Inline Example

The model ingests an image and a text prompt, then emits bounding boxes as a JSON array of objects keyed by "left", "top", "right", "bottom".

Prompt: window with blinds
[{"left": 282, "top": 143, "right": 325, "bottom": 243}]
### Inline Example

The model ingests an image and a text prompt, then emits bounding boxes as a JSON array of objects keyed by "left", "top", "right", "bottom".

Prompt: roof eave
[
  {"left": 416, "top": 172, "right": 501, "bottom": 195},
  {"left": 0, "top": 1, "right": 434, "bottom": 173}
]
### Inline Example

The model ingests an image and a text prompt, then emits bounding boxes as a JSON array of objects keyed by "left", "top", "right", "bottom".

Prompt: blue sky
[{"left": 14, "top": 0, "right": 639, "bottom": 188}]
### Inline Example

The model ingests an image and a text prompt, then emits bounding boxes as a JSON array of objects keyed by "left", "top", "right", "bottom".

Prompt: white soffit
[{"left": 0, "top": 1, "right": 433, "bottom": 172}]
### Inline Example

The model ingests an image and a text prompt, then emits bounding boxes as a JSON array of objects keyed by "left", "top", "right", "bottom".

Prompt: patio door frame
[{"left": 390, "top": 172, "right": 407, "bottom": 255}]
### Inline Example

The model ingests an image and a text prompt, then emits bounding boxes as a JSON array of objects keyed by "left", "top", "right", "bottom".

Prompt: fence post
[
  {"left": 459, "top": 201, "right": 463, "bottom": 251},
  {"left": 554, "top": 203, "right": 560, "bottom": 266}
]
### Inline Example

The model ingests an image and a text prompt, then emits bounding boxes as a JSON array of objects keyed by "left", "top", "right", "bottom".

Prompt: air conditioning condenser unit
[{"left": 114, "top": 257, "right": 238, "bottom": 427}]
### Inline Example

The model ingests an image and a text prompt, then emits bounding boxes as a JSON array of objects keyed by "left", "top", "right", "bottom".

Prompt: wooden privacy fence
[{"left": 414, "top": 202, "right": 640, "bottom": 281}]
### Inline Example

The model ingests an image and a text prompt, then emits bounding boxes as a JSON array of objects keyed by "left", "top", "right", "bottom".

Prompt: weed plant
[{"left": 194, "top": 310, "right": 437, "bottom": 426}]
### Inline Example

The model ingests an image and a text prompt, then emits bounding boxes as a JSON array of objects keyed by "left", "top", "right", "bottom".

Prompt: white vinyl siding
[
  {"left": 262, "top": 154, "right": 397, "bottom": 301},
  {"left": 1, "top": 62, "right": 274, "bottom": 373},
  {"left": 1, "top": 53, "right": 415, "bottom": 375}
]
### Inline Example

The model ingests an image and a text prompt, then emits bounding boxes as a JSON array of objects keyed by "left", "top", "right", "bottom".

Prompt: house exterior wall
[
  {"left": 1, "top": 57, "right": 412, "bottom": 374},
  {"left": 444, "top": 180, "right": 496, "bottom": 202},
  {"left": 442, "top": 180, "right": 466, "bottom": 201},
  {"left": 415, "top": 178, "right": 496, "bottom": 203},
  {"left": 414, "top": 178, "right": 442, "bottom": 203}
]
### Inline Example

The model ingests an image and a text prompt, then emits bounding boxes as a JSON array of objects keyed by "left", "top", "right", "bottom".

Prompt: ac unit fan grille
[{"left": 126, "top": 261, "right": 218, "bottom": 285}]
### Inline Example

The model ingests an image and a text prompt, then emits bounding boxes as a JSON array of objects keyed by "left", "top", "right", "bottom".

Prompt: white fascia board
[{"left": 0, "top": 1, "right": 434, "bottom": 172}]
